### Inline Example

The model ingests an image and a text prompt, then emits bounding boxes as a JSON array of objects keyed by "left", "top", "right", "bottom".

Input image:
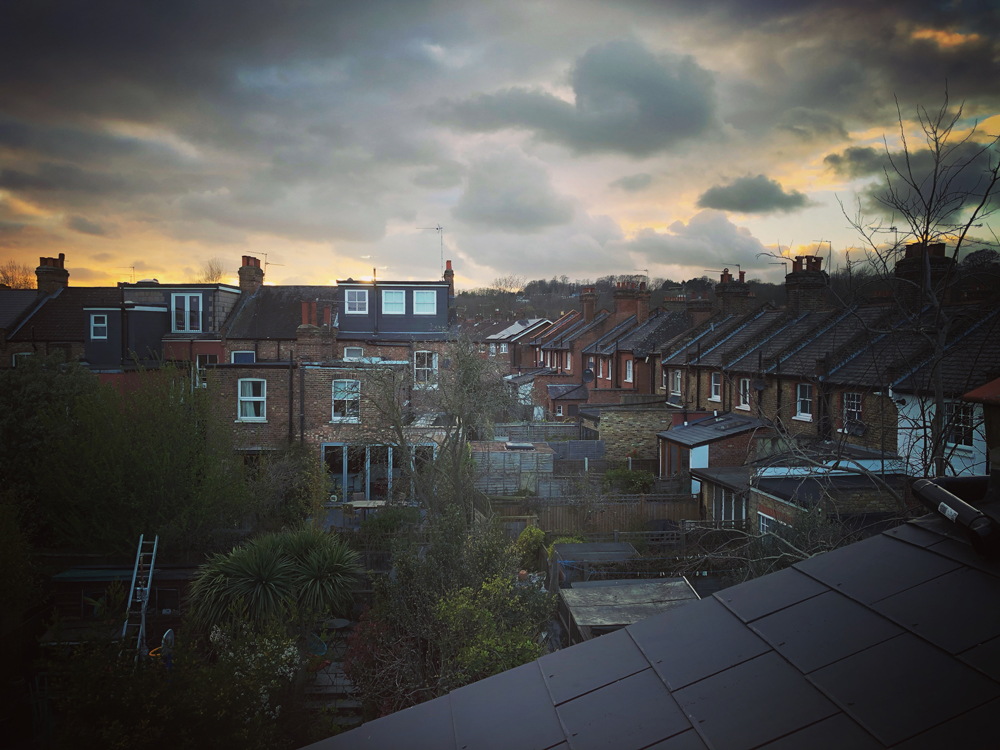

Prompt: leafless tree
[
  {"left": 0, "top": 260, "right": 34, "bottom": 289},
  {"left": 198, "top": 257, "right": 227, "bottom": 283}
]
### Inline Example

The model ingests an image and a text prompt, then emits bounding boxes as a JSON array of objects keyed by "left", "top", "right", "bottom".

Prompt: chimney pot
[
  {"left": 301, "top": 301, "right": 309, "bottom": 326},
  {"left": 739, "top": 270, "right": 745, "bottom": 283}
]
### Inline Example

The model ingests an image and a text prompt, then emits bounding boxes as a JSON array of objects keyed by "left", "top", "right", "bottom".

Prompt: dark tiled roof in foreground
[
  {"left": 224, "top": 286, "right": 337, "bottom": 340},
  {"left": 307, "top": 506, "right": 1000, "bottom": 750},
  {"left": 7, "top": 287, "right": 121, "bottom": 341}
]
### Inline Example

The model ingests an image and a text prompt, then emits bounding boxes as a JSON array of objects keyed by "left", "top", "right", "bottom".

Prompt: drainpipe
[
  {"left": 288, "top": 359, "right": 294, "bottom": 443},
  {"left": 299, "top": 364, "right": 305, "bottom": 444}
]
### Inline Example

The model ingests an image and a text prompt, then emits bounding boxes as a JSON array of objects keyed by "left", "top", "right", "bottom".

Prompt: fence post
[
  {"left": 614, "top": 529, "right": 619, "bottom": 543},
  {"left": 584, "top": 457, "right": 588, "bottom": 473},
  {"left": 629, "top": 457, "right": 632, "bottom": 470}
]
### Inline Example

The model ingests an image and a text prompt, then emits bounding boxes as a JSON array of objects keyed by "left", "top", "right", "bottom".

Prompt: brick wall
[
  {"left": 3, "top": 341, "right": 85, "bottom": 368},
  {"left": 592, "top": 408, "right": 674, "bottom": 460}
]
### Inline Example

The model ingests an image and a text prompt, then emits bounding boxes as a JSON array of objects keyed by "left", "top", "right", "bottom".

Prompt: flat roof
[{"left": 561, "top": 578, "right": 700, "bottom": 629}]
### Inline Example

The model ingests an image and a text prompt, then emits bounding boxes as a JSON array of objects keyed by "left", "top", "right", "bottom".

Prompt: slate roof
[
  {"left": 659, "top": 310, "right": 744, "bottom": 365},
  {"left": 527, "top": 311, "right": 580, "bottom": 346},
  {"left": 614, "top": 309, "right": 692, "bottom": 358},
  {"left": 541, "top": 312, "right": 610, "bottom": 351},
  {"left": 456, "top": 318, "right": 514, "bottom": 341},
  {"left": 754, "top": 474, "right": 909, "bottom": 509},
  {"left": 0, "top": 289, "right": 37, "bottom": 330},
  {"left": 580, "top": 315, "right": 638, "bottom": 356},
  {"left": 224, "top": 286, "right": 337, "bottom": 340},
  {"left": 658, "top": 412, "right": 768, "bottom": 448},
  {"left": 7, "top": 287, "right": 121, "bottom": 341},
  {"left": 486, "top": 318, "right": 551, "bottom": 342},
  {"left": 547, "top": 383, "right": 588, "bottom": 401},
  {"left": 309, "top": 499, "right": 1000, "bottom": 750}
]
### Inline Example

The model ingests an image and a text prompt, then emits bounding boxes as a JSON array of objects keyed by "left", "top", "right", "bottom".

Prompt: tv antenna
[
  {"left": 262, "top": 253, "right": 284, "bottom": 276},
  {"left": 770, "top": 261, "right": 788, "bottom": 274},
  {"left": 118, "top": 266, "right": 135, "bottom": 283},
  {"left": 813, "top": 240, "right": 833, "bottom": 270},
  {"left": 417, "top": 224, "right": 444, "bottom": 274}
]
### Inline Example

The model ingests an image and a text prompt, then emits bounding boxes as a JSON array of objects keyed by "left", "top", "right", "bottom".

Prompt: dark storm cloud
[
  {"left": 0, "top": 163, "right": 133, "bottom": 195},
  {"left": 775, "top": 108, "right": 848, "bottom": 141},
  {"left": 697, "top": 175, "right": 811, "bottom": 214},
  {"left": 68, "top": 216, "right": 106, "bottom": 236},
  {"left": 609, "top": 173, "right": 653, "bottom": 192},
  {"left": 433, "top": 41, "right": 716, "bottom": 156},
  {"left": 452, "top": 151, "right": 574, "bottom": 232}
]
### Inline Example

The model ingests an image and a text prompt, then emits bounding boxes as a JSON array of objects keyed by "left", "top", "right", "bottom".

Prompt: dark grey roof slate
[
  {"left": 542, "top": 312, "right": 610, "bottom": 351},
  {"left": 657, "top": 412, "right": 767, "bottom": 448},
  {"left": 306, "top": 501, "right": 1000, "bottom": 750},
  {"left": 580, "top": 315, "right": 639, "bottom": 356},
  {"left": 0, "top": 290, "right": 37, "bottom": 329},
  {"left": 8, "top": 287, "right": 121, "bottom": 341},
  {"left": 615, "top": 310, "right": 691, "bottom": 357},
  {"left": 547, "top": 383, "right": 588, "bottom": 400},
  {"left": 224, "top": 286, "right": 336, "bottom": 340}
]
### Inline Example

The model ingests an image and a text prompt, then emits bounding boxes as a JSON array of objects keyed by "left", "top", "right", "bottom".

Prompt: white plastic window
[
  {"left": 172, "top": 294, "right": 201, "bottom": 333},
  {"left": 332, "top": 380, "right": 361, "bottom": 422},
  {"left": 238, "top": 379, "right": 266, "bottom": 421},
  {"left": 709, "top": 372, "right": 722, "bottom": 401},
  {"left": 796, "top": 383, "right": 813, "bottom": 420},
  {"left": 382, "top": 290, "right": 405, "bottom": 315},
  {"left": 346, "top": 290, "right": 368, "bottom": 314},
  {"left": 90, "top": 314, "right": 108, "bottom": 340},
  {"left": 413, "top": 290, "right": 436, "bottom": 315}
]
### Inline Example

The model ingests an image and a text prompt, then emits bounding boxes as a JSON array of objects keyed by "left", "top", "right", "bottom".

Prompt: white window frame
[
  {"left": 671, "top": 369, "right": 682, "bottom": 395},
  {"left": 598, "top": 358, "right": 604, "bottom": 378},
  {"left": 332, "top": 379, "right": 361, "bottom": 423},
  {"left": 171, "top": 293, "right": 202, "bottom": 333},
  {"left": 343, "top": 346, "right": 364, "bottom": 361},
  {"left": 945, "top": 401, "right": 976, "bottom": 448},
  {"left": 624, "top": 359, "right": 633, "bottom": 383},
  {"left": 738, "top": 377, "right": 751, "bottom": 410},
  {"left": 713, "top": 485, "right": 744, "bottom": 522},
  {"left": 90, "top": 314, "right": 108, "bottom": 340},
  {"left": 196, "top": 353, "right": 217, "bottom": 388},
  {"left": 413, "top": 289, "right": 436, "bottom": 316},
  {"left": 237, "top": 378, "right": 266, "bottom": 422},
  {"left": 758, "top": 512, "right": 776, "bottom": 536},
  {"left": 843, "top": 391, "right": 862, "bottom": 424},
  {"left": 555, "top": 404, "right": 563, "bottom": 417},
  {"left": 12, "top": 352, "right": 32, "bottom": 367},
  {"left": 499, "top": 343, "right": 508, "bottom": 354},
  {"left": 795, "top": 383, "right": 813, "bottom": 421},
  {"left": 662, "top": 368, "right": 668, "bottom": 391},
  {"left": 414, "top": 350, "right": 438, "bottom": 388},
  {"left": 231, "top": 351, "right": 255, "bottom": 364},
  {"left": 709, "top": 372, "right": 722, "bottom": 402},
  {"left": 382, "top": 290, "right": 405, "bottom": 315},
  {"left": 565, "top": 352, "right": 571, "bottom": 371},
  {"left": 490, "top": 343, "right": 497, "bottom": 356},
  {"left": 345, "top": 289, "right": 368, "bottom": 315}
]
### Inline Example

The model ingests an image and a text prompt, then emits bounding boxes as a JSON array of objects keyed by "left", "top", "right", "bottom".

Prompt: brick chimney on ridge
[
  {"left": 238, "top": 256, "right": 264, "bottom": 295},
  {"left": 785, "top": 255, "right": 828, "bottom": 314},
  {"left": 36, "top": 254, "right": 69, "bottom": 295},
  {"left": 715, "top": 268, "right": 753, "bottom": 316}
]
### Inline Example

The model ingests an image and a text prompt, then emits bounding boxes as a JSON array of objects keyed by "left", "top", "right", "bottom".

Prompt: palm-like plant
[{"left": 189, "top": 528, "right": 361, "bottom": 630}]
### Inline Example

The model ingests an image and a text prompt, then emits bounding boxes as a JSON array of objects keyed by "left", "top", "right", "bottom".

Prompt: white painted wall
[{"left": 897, "top": 397, "right": 987, "bottom": 476}]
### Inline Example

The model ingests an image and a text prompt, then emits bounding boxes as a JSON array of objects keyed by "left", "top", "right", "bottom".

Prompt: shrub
[
  {"left": 512, "top": 525, "right": 545, "bottom": 571},
  {"left": 602, "top": 468, "right": 655, "bottom": 494}
]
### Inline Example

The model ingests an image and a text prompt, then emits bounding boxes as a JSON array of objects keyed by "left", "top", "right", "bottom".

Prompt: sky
[{"left": 1, "top": 0, "right": 999, "bottom": 290}]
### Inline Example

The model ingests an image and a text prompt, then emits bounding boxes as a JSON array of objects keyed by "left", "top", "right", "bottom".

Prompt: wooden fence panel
[{"left": 487, "top": 495, "right": 701, "bottom": 535}]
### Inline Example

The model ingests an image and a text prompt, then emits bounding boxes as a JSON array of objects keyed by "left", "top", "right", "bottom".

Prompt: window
[
  {"left": 382, "top": 290, "right": 405, "bottom": 315},
  {"left": 196, "top": 354, "right": 217, "bottom": 387},
  {"left": 90, "top": 314, "right": 108, "bottom": 340},
  {"left": 12, "top": 352, "right": 32, "bottom": 367},
  {"left": 238, "top": 379, "right": 266, "bottom": 421},
  {"left": 341, "top": 346, "right": 362, "bottom": 361},
  {"left": 710, "top": 372, "right": 722, "bottom": 401},
  {"left": 499, "top": 343, "right": 508, "bottom": 354},
  {"left": 490, "top": 343, "right": 497, "bottom": 356},
  {"left": 795, "top": 383, "right": 813, "bottom": 421},
  {"left": 332, "top": 379, "right": 361, "bottom": 423},
  {"left": 758, "top": 512, "right": 776, "bottom": 535},
  {"left": 945, "top": 401, "right": 976, "bottom": 447},
  {"left": 672, "top": 369, "right": 682, "bottom": 395},
  {"left": 662, "top": 368, "right": 667, "bottom": 391},
  {"left": 598, "top": 358, "right": 604, "bottom": 378},
  {"left": 413, "top": 289, "right": 436, "bottom": 315},
  {"left": 414, "top": 350, "right": 438, "bottom": 387},
  {"left": 345, "top": 289, "right": 368, "bottom": 314},
  {"left": 565, "top": 352, "right": 571, "bottom": 371},
  {"left": 172, "top": 293, "right": 201, "bottom": 333},
  {"left": 713, "top": 485, "right": 744, "bottom": 522},
  {"left": 479, "top": 343, "right": 486, "bottom": 353},
  {"left": 843, "top": 392, "right": 862, "bottom": 424},
  {"left": 624, "top": 359, "right": 633, "bottom": 382},
  {"left": 555, "top": 405, "right": 563, "bottom": 416},
  {"left": 738, "top": 378, "right": 751, "bottom": 410},
  {"left": 231, "top": 351, "right": 255, "bottom": 364}
]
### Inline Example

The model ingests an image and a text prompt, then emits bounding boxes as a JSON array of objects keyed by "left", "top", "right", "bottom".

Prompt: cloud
[
  {"left": 697, "top": 175, "right": 811, "bottom": 213},
  {"left": 775, "top": 108, "right": 848, "bottom": 141},
  {"left": 433, "top": 40, "right": 716, "bottom": 156},
  {"left": 615, "top": 210, "right": 767, "bottom": 269},
  {"left": 67, "top": 215, "right": 106, "bottom": 235},
  {"left": 413, "top": 160, "right": 466, "bottom": 189},
  {"left": 609, "top": 173, "right": 653, "bottom": 192},
  {"left": 452, "top": 149, "right": 574, "bottom": 233}
]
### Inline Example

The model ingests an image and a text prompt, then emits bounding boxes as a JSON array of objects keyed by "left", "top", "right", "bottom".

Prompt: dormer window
[
  {"left": 413, "top": 290, "right": 436, "bottom": 315},
  {"left": 90, "top": 314, "right": 108, "bottom": 340},
  {"left": 172, "top": 294, "right": 201, "bottom": 333},
  {"left": 346, "top": 289, "right": 368, "bottom": 314},
  {"left": 382, "top": 290, "right": 405, "bottom": 315}
]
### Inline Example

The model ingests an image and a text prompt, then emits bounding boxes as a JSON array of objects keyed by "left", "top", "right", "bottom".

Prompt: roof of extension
[
  {"left": 7, "top": 287, "right": 121, "bottom": 342},
  {"left": 0, "top": 289, "right": 38, "bottom": 330},
  {"left": 657, "top": 412, "right": 768, "bottom": 448},
  {"left": 224, "top": 285, "right": 337, "bottom": 340},
  {"left": 308, "top": 503, "right": 1000, "bottom": 750},
  {"left": 547, "top": 383, "right": 589, "bottom": 401}
]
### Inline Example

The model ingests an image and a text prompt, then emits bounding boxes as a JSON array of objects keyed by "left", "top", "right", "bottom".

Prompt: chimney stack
[
  {"left": 580, "top": 286, "right": 598, "bottom": 323},
  {"left": 238, "top": 255, "right": 264, "bottom": 294},
  {"left": 894, "top": 242, "right": 954, "bottom": 309},
  {"left": 686, "top": 291, "right": 713, "bottom": 327},
  {"left": 636, "top": 281, "right": 650, "bottom": 325},
  {"left": 443, "top": 259, "right": 455, "bottom": 297},
  {"left": 715, "top": 267, "right": 753, "bottom": 316},
  {"left": 612, "top": 281, "right": 640, "bottom": 324},
  {"left": 35, "top": 254, "right": 69, "bottom": 295},
  {"left": 785, "top": 255, "right": 828, "bottom": 314}
]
